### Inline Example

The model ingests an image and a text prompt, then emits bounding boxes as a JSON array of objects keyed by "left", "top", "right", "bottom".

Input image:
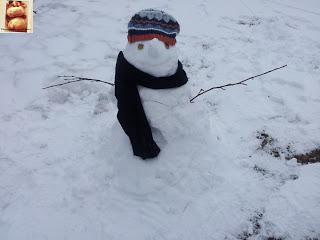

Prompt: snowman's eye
[
  {"left": 164, "top": 43, "right": 170, "bottom": 49},
  {"left": 137, "top": 43, "right": 144, "bottom": 50}
]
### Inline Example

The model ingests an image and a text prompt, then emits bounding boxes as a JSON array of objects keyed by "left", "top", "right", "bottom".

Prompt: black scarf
[{"left": 114, "top": 51, "right": 188, "bottom": 159}]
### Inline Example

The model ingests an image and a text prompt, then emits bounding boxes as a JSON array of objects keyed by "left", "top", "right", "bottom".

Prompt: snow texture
[{"left": 1, "top": 0, "right": 320, "bottom": 239}]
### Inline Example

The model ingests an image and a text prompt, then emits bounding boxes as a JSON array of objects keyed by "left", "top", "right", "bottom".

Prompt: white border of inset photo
[{"left": 0, "top": 0, "right": 5, "bottom": 32}]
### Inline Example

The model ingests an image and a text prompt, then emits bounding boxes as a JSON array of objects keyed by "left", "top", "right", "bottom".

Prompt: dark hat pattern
[{"left": 128, "top": 9, "right": 180, "bottom": 46}]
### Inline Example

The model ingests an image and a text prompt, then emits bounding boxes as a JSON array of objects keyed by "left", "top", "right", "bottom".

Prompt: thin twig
[
  {"left": 58, "top": 76, "right": 114, "bottom": 86},
  {"left": 189, "top": 65, "right": 287, "bottom": 103},
  {"left": 43, "top": 76, "right": 114, "bottom": 89},
  {"left": 147, "top": 100, "right": 171, "bottom": 107}
]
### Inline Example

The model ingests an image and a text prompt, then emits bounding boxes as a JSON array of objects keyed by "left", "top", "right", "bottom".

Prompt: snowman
[{"left": 115, "top": 9, "right": 189, "bottom": 160}]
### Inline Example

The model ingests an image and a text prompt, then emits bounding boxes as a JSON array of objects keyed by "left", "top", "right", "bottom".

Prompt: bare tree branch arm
[{"left": 189, "top": 65, "right": 287, "bottom": 103}]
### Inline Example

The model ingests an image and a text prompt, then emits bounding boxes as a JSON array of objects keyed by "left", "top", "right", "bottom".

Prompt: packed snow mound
[{"left": 0, "top": 0, "right": 320, "bottom": 239}]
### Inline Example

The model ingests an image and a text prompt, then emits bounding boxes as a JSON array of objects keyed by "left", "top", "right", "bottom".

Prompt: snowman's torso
[{"left": 139, "top": 85, "right": 190, "bottom": 131}]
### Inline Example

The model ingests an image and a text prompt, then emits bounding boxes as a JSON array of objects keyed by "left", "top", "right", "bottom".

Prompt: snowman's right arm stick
[
  {"left": 42, "top": 76, "right": 114, "bottom": 89},
  {"left": 189, "top": 65, "right": 287, "bottom": 103}
]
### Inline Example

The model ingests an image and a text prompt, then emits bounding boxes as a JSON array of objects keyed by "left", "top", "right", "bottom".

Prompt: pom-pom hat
[{"left": 128, "top": 9, "right": 180, "bottom": 46}]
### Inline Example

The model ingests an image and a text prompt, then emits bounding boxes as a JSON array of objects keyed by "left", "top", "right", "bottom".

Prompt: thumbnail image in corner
[{"left": 1, "top": 0, "right": 33, "bottom": 33}]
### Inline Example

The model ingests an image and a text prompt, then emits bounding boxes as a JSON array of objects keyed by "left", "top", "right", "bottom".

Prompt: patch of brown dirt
[
  {"left": 256, "top": 130, "right": 320, "bottom": 165},
  {"left": 293, "top": 149, "right": 320, "bottom": 165}
]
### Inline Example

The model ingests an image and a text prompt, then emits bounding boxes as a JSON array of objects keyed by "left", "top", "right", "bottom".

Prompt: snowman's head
[{"left": 123, "top": 9, "right": 180, "bottom": 77}]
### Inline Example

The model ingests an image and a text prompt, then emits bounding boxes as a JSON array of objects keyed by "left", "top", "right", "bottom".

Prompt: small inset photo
[{"left": 1, "top": 0, "right": 33, "bottom": 33}]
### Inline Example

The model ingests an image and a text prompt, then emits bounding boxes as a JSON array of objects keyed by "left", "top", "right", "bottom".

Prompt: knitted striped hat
[{"left": 128, "top": 9, "right": 180, "bottom": 46}]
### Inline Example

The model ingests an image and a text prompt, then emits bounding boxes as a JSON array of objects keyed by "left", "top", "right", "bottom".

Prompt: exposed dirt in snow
[
  {"left": 256, "top": 130, "right": 320, "bottom": 164},
  {"left": 294, "top": 149, "right": 320, "bottom": 165}
]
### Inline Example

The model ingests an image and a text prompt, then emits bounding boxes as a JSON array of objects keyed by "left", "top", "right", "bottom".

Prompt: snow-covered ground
[{"left": 1, "top": 0, "right": 320, "bottom": 239}]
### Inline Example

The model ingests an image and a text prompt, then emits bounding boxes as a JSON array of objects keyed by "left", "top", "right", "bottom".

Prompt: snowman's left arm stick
[
  {"left": 42, "top": 76, "right": 114, "bottom": 89},
  {"left": 189, "top": 65, "right": 287, "bottom": 103}
]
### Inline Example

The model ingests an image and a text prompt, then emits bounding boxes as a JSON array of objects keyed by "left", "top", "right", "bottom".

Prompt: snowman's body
[
  {"left": 115, "top": 9, "right": 188, "bottom": 159},
  {"left": 139, "top": 84, "right": 190, "bottom": 140},
  {"left": 123, "top": 39, "right": 190, "bottom": 139}
]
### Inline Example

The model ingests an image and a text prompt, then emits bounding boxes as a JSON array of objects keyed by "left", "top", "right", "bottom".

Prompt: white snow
[{"left": 1, "top": 0, "right": 320, "bottom": 239}]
